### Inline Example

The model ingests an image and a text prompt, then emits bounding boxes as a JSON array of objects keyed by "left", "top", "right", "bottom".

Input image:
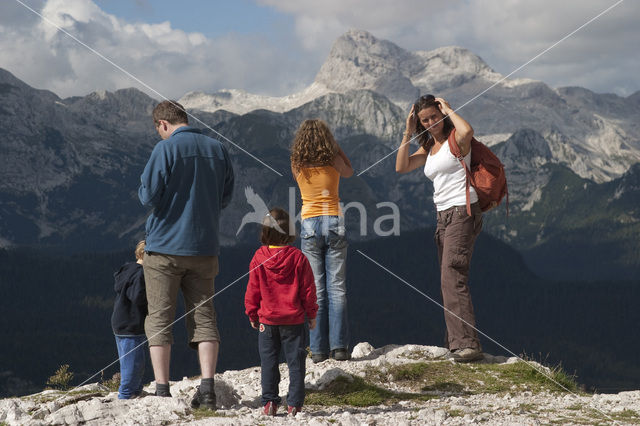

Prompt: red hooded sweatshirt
[{"left": 244, "top": 245, "right": 318, "bottom": 325}]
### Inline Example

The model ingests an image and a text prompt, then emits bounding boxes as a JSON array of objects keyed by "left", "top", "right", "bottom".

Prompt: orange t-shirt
[{"left": 295, "top": 166, "right": 341, "bottom": 219}]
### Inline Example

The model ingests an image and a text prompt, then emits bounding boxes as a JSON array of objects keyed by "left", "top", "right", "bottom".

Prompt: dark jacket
[
  {"left": 244, "top": 245, "right": 318, "bottom": 325},
  {"left": 111, "top": 262, "right": 147, "bottom": 335}
]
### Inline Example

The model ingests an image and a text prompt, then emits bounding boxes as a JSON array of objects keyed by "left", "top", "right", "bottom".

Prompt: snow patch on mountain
[
  {"left": 521, "top": 187, "right": 543, "bottom": 212},
  {"left": 178, "top": 29, "right": 640, "bottom": 188},
  {"left": 180, "top": 30, "right": 529, "bottom": 115},
  {"left": 180, "top": 82, "right": 330, "bottom": 115},
  {"left": 477, "top": 133, "right": 511, "bottom": 147}
]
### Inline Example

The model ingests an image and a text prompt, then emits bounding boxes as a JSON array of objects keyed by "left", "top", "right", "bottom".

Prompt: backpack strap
[{"left": 447, "top": 129, "right": 473, "bottom": 217}]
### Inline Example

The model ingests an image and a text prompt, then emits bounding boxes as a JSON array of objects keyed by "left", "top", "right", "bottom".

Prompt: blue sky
[
  {"left": 0, "top": 0, "right": 637, "bottom": 99},
  {"left": 95, "top": 0, "right": 290, "bottom": 40}
]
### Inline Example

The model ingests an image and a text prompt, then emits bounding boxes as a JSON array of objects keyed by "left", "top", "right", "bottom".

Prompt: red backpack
[{"left": 447, "top": 130, "right": 508, "bottom": 216}]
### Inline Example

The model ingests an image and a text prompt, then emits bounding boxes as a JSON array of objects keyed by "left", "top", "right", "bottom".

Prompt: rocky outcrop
[{"left": 2, "top": 343, "right": 638, "bottom": 425}]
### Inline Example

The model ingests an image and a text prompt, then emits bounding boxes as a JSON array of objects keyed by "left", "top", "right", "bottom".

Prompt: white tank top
[{"left": 424, "top": 140, "right": 478, "bottom": 211}]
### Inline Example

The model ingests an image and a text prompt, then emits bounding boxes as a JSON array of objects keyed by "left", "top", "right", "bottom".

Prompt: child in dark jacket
[
  {"left": 111, "top": 240, "right": 148, "bottom": 399},
  {"left": 244, "top": 208, "right": 318, "bottom": 417}
]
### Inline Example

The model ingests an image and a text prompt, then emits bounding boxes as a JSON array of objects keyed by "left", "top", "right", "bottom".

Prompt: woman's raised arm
[
  {"left": 436, "top": 97, "right": 474, "bottom": 156},
  {"left": 332, "top": 146, "right": 354, "bottom": 178},
  {"left": 396, "top": 105, "right": 428, "bottom": 173}
]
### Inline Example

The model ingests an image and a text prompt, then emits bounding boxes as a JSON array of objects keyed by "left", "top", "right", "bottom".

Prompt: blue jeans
[
  {"left": 301, "top": 216, "right": 348, "bottom": 355},
  {"left": 259, "top": 324, "right": 307, "bottom": 407},
  {"left": 115, "top": 335, "right": 146, "bottom": 399}
]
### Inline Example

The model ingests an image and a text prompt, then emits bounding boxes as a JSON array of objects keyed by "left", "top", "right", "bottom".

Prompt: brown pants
[
  {"left": 143, "top": 252, "right": 220, "bottom": 348},
  {"left": 435, "top": 203, "right": 482, "bottom": 351}
]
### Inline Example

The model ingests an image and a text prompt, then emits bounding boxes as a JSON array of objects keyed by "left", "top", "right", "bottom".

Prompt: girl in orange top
[{"left": 290, "top": 119, "right": 353, "bottom": 363}]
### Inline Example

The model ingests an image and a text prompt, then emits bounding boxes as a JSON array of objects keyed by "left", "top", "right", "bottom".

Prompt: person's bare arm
[
  {"left": 396, "top": 105, "right": 428, "bottom": 173},
  {"left": 436, "top": 97, "right": 473, "bottom": 156},
  {"left": 332, "top": 147, "right": 354, "bottom": 177}
]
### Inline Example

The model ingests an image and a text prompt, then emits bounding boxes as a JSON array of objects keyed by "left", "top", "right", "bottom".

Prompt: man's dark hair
[
  {"left": 152, "top": 100, "right": 189, "bottom": 125},
  {"left": 260, "top": 208, "right": 295, "bottom": 246}
]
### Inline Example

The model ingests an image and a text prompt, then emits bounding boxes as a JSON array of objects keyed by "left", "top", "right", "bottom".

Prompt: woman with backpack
[{"left": 395, "top": 94, "right": 483, "bottom": 362}]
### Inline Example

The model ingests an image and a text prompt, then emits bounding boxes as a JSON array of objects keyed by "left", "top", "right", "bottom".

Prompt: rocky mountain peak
[
  {"left": 417, "top": 45, "right": 494, "bottom": 74},
  {"left": 0, "top": 68, "right": 24, "bottom": 87},
  {"left": 0, "top": 67, "right": 59, "bottom": 102},
  {"left": 63, "top": 87, "right": 156, "bottom": 125},
  {"left": 628, "top": 90, "right": 640, "bottom": 105},
  {"left": 501, "top": 129, "right": 553, "bottom": 162},
  {"left": 314, "top": 29, "right": 419, "bottom": 103},
  {"left": 327, "top": 29, "right": 412, "bottom": 63}
]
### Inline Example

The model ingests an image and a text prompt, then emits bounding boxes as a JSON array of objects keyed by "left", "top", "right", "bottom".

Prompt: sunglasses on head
[{"left": 414, "top": 94, "right": 440, "bottom": 104}]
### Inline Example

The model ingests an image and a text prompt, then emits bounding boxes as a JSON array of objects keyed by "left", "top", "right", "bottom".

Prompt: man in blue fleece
[{"left": 139, "top": 100, "right": 234, "bottom": 409}]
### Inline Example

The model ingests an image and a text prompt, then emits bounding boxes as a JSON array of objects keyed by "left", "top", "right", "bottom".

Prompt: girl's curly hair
[{"left": 290, "top": 119, "right": 338, "bottom": 173}]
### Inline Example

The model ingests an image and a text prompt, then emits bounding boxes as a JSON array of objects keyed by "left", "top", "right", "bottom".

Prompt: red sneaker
[
  {"left": 287, "top": 406, "right": 302, "bottom": 416},
  {"left": 263, "top": 401, "right": 278, "bottom": 416}
]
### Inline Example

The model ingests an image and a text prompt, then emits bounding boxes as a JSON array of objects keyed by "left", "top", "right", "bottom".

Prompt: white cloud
[
  {"left": 259, "top": 0, "right": 640, "bottom": 95},
  {"left": 0, "top": 0, "right": 310, "bottom": 98},
  {"left": 0, "top": 0, "right": 636, "bottom": 99}
]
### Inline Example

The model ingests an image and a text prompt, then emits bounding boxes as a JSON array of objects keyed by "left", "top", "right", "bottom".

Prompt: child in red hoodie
[{"left": 244, "top": 207, "right": 318, "bottom": 417}]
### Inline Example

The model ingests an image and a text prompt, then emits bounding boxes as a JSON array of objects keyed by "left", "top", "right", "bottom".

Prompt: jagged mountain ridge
[
  {"left": 180, "top": 29, "right": 640, "bottom": 184},
  {"left": 0, "top": 70, "right": 410, "bottom": 249},
  {"left": 2, "top": 64, "right": 640, "bottom": 281},
  {"left": 0, "top": 70, "right": 234, "bottom": 249}
]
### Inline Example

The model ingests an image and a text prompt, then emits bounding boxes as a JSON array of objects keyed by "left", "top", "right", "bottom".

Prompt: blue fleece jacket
[{"left": 139, "top": 126, "right": 234, "bottom": 256}]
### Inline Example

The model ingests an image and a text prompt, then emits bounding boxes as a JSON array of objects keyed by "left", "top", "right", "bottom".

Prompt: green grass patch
[
  {"left": 305, "top": 376, "right": 435, "bottom": 407},
  {"left": 20, "top": 389, "right": 106, "bottom": 413},
  {"left": 560, "top": 408, "right": 640, "bottom": 425},
  {"left": 615, "top": 409, "right": 640, "bottom": 420},
  {"left": 192, "top": 408, "right": 233, "bottom": 420},
  {"left": 519, "top": 403, "right": 536, "bottom": 412},
  {"left": 64, "top": 390, "right": 107, "bottom": 398},
  {"left": 591, "top": 408, "right": 640, "bottom": 424},
  {"left": 367, "top": 360, "right": 580, "bottom": 396},
  {"left": 422, "top": 381, "right": 466, "bottom": 394},
  {"left": 447, "top": 409, "right": 464, "bottom": 417}
]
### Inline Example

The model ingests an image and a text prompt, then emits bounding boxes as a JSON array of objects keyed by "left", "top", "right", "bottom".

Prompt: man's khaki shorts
[{"left": 143, "top": 252, "right": 219, "bottom": 348}]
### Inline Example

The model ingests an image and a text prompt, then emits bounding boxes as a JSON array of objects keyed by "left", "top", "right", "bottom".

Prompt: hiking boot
[
  {"left": 155, "top": 383, "right": 171, "bottom": 397},
  {"left": 332, "top": 348, "right": 350, "bottom": 361},
  {"left": 311, "top": 353, "right": 328, "bottom": 364},
  {"left": 451, "top": 348, "right": 483, "bottom": 363},
  {"left": 288, "top": 405, "right": 302, "bottom": 416},
  {"left": 190, "top": 386, "right": 216, "bottom": 410},
  {"left": 263, "top": 401, "right": 278, "bottom": 416}
]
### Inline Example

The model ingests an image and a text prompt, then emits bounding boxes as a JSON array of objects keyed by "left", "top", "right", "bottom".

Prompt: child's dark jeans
[
  {"left": 259, "top": 323, "right": 306, "bottom": 407},
  {"left": 115, "top": 335, "right": 146, "bottom": 399}
]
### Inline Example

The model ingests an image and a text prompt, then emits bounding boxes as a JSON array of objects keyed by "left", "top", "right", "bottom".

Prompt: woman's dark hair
[
  {"left": 412, "top": 94, "right": 454, "bottom": 150},
  {"left": 260, "top": 207, "right": 295, "bottom": 246}
]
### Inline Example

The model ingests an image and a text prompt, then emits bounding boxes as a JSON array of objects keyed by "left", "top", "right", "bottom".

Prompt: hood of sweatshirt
[
  {"left": 114, "top": 262, "right": 143, "bottom": 292},
  {"left": 252, "top": 245, "right": 299, "bottom": 279}
]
